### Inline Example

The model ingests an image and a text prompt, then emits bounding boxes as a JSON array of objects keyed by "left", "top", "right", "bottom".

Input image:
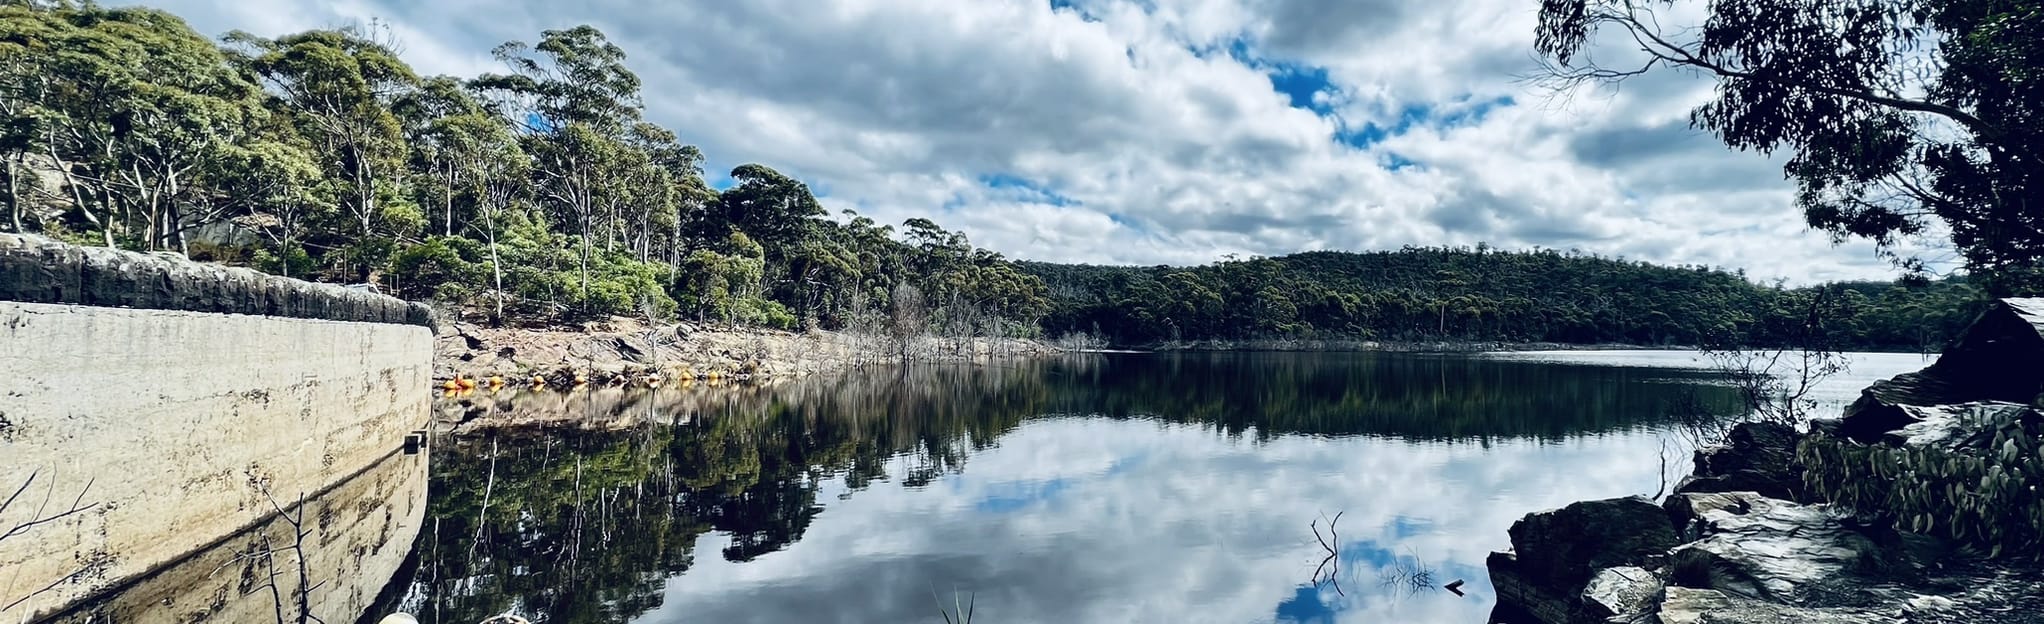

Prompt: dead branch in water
[
  {"left": 224, "top": 472, "right": 327, "bottom": 624},
  {"left": 1310, "top": 511, "right": 1344, "bottom": 597},
  {"left": 1378, "top": 547, "right": 1437, "bottom": 597}
]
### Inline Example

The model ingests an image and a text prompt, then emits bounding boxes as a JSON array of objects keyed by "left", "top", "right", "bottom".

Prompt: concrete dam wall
[{"left": 0, "top": 233, "right": 434, "bottom": 622}]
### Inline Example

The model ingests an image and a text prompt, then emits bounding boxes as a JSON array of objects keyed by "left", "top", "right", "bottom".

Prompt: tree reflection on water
[{"left": 372, "top": 352, "right": 1739, "bottom": 623}]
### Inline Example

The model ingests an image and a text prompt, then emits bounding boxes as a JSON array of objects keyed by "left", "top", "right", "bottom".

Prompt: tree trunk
[
  {"left": 579, "top": 207, "right": 592, "bottom": 307},
  {"left": 3, "top": 157, "right": 19, "bottom": 233},
  {"left": 490, "top": 234, "right": 505, "bottom": 326},
  {"left": 444, "top": 161, "right": 455, "bottom": 237}
]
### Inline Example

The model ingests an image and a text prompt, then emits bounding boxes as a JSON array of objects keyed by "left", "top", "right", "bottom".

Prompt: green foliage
[
  {"left": 391, "top": 236, "right": 481, "bottom": 300},
  {"left": 0, "top": 3, "right": 1050, "bottom": 331},
  {"left": 1027, "top": 248, "right": 1989, "bottom": 350},
  {"left": 1534, "top": 0, "right": 2044, "bottom": 292},
  {"left": 1801, "top": 405, "right": 2044, "bottom": 557}
]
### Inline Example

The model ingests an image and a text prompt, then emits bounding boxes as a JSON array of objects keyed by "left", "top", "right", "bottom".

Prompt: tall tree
[
  {"left": 475, "top": 25, "right": 645, "bottom": 305},
  {"left": 227, "top": 25, "right": 420, "bottom": 278},
  {"left": 1533, "top": 0, "right": 2044, "bottom": 293},
  {"left": 3, "top": 4, "right": 273, "bottom": 251},
  {"left": 706, "top": 163, "right": 825, "bottom": 257}
]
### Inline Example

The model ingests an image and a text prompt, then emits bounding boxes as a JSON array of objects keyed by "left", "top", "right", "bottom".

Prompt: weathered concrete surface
[
  {"left": 0, "top": 302, "right": 431, "bottom": 621},
  {"left": 43, "top": 450, "right": 427, "bottom": 623}
]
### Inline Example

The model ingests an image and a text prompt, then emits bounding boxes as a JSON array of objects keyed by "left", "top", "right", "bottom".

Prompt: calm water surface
[{"left": 364, "top": 350, "right": 1926, "bottom": 624}]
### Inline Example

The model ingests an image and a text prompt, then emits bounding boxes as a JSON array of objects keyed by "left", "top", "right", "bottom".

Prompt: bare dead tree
[
  {"left": 228, "top": 473, "right": 326, "bottom": 624},
  {"left": 889, "top": 283, "right": 928, "bottom": 363}
]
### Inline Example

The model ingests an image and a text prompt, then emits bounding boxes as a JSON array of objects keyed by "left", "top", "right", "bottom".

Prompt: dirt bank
[{"left": 433, "top": 317, "right": 1063, "bottom": 384}]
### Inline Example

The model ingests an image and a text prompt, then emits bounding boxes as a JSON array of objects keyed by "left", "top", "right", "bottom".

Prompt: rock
[
  {"left": 1655, "top": 587, "right": 1898, "bottom": 624},
  {"left": 1487, "top": 551, "right": 1578, "bottom": 624},
  {"left": 1665, "top": 496, "right": 1880, "bottom": 605},
  {"left": 1655, "top": 587, "right": 1736, "bottom": 624},
  {"left": 1663, "top": 491, "right": 1765, "bottom": 542},
  {"left": 1676, "top": 422, "right": 1805, "bottom": 500},
  {"left": 1581, "top": 566, "right": 1661, "bottom": 621},
  {"left": 1880, "top": 401, "right": 2040, "bottom": 450},
  {"left": 1508, "top": 496, "right": 1681, "bottom": 591},
  {"left": 1840, "top": 299, "right": 2044, "bottom": 442},
  {"left": 1492, "top": 497, "right": 1682, "bottom": 623}
]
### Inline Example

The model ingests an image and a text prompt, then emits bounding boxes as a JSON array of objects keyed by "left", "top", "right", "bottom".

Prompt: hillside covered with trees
[
  {"left": 1026, "top": 249, "right": 1988, "bottom": 351},
  {"left": 0, "top": 2, "right": 2001, "bottom": 353}
]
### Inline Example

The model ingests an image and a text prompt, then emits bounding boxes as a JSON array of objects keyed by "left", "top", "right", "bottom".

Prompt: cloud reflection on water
[{"left": 387, "top": 351, "right": 1929, "bottom": 624}]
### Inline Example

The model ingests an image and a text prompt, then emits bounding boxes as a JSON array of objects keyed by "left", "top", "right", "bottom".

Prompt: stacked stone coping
[{"left": 0, "top": 233, "right": 433, "bottom": 327}]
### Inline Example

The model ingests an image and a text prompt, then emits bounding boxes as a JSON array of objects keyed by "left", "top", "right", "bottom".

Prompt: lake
[
  {"left": 343, "top": 349, "right": 1924, "bottom": 624},
  {"left": 50, "top": 350, "right": 1930, "bottom": 624}
]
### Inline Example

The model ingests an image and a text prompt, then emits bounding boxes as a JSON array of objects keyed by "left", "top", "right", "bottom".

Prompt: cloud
[{"left": 150, "top": 0, "right": 1910, "bottom": 283}]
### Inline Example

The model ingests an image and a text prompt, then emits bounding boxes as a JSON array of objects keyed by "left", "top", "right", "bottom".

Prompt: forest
[
  {"left": 0, "top": 2, "right": 2003, "bottom": 352},
  {"left": 1026, "top": 249, "right": 1990, "bottom": 351}
]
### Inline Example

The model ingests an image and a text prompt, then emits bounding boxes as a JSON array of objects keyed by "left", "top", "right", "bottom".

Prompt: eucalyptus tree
[
  {"left": 391, "top": 78, "right": 529, "bottom": 321},
  {"left": 475, "top": 25, "right": 644, "bottom": 305},
  {"left": 226, "top": 25, "right": 421, "bottom": 277},
  {"left": 621, "top": 121, "right": 710, "bottom": 266},
  {"left": 3, "top": 3, "right": 271, "bottom": 250},
  {"left": 214, "top": 138, "right": 328, "bottom": 277},
  {"left": 395, "top": 76, "right": 492, "bottom": 237},
  {"left": 1533, "top": 0, "right": 2044, "bottom": 292},
  {"left": 706, "top": 163, "right": 825, "bottom": 257}
]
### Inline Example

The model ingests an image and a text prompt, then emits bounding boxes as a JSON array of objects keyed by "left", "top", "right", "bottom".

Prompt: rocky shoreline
[
  {"left": 432, "top": 316, "right": 1064, "bottom": 385},
  {"left": 1488, "top": 298, "right": 2044, "bottom": 623}
]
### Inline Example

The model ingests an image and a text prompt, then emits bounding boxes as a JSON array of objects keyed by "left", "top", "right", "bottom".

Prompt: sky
[{"left": 150, "top": 0, "right": 1919, "bottom": 284}]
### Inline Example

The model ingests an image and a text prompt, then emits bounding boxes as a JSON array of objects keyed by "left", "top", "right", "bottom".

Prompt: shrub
[{"left": 1800, "top": 404, "right": 2044, "bottom": 558}]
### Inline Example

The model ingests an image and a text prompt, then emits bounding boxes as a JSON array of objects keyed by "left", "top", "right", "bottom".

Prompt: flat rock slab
[
  {"left": 1670, "top": 495, "right": 1877, "bottom": 604},
  {"left": 1656, "top": 587, "right": 1899, "bottom": 624}
]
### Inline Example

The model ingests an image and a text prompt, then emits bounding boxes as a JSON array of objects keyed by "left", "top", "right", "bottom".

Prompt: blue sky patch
[
  {"left": 1336, "top": 95, "right": 1516, "bottom": 150},
  {"left": 979, "top": 173, "right": 1080, "bottom": 207},
  {"left": 1267, "top": 63, "right": 1335, "bottom": 115}
]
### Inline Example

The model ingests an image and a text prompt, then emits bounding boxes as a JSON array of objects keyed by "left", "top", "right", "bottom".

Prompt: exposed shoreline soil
[{"left": 433, "top": 316, "right": 1063, "bottom": 384}]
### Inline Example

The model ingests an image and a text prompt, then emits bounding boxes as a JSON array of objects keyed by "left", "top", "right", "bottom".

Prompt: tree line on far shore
[
  {"left": 1026, "top": 247, "right": 1988, "bottom": 352},
  {"left": 0, "top": 2, "right": 2010, "bottom": 352}
]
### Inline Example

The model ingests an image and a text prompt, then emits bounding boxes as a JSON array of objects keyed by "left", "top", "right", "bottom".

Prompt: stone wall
[{"left": 0, "top": 234, "right": 433, "bottom": 622}]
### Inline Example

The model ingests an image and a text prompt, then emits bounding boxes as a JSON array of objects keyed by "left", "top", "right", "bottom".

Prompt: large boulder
[
  {"left": 1676, "top": 422, "right": 1805, "bottom": 500},
  {"left": 1509, "top": 496, "right": 1682, "bottom": 590},
  {"left": 1663, "top": 491, "right": 1767, "bottom": 542},
  {"left": 1839, "top": 298, "right": 2044, "bottom": 442},
  {"left": 1491, "top": 496, "right": 1680, "bottom": 623}
]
